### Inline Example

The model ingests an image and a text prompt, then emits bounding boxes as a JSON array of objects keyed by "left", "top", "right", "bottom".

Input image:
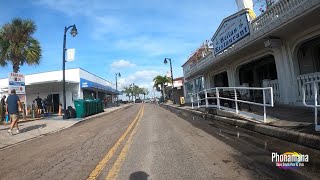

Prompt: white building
[
  {"left": 0, "top": 68, "right": 118, "bottom": 113},
  {"left": 183, "top": 0, "right": 320, "bottom": 106}
]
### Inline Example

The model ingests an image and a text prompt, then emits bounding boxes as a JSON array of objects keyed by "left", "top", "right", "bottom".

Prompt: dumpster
[
  {"left": 85, "top": 100, "right": 92, "bottom": 116},
  {"left": 97, "top": 100, "right": 101, "bottom": 113},
  {"left": 84, "top": 101, "right": 89, "bottom": 117},
  {"left": 93, "top": 100, "right": 98, "bottom": 114},
  {"left": 74, "top": 100, "right": 86, "bottom": 118},
  {"left": 99, "top": 101, "right": 104, "bottom": 112}
]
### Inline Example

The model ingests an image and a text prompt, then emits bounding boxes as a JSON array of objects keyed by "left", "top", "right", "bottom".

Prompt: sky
[{"left": 0, "top": 0, "right": 264, "bottom": 99}]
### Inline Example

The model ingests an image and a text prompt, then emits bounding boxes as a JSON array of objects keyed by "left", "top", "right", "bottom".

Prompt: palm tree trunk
[
  {"left": 162, "top": 84, "right": 166, "bottom": 102},
  {"left": 13, "top": 61, "right": 20, "bottom": 73}
]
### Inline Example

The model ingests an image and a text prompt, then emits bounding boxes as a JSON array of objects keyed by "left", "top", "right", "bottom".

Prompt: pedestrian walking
[
  {"left": 42, "top": 98, "right": 46, "bottom": 113},
  {"left": 6, "top": 89, "right": 23, "bottom": 135},
  {"left": 33, "top": 96, "right": 43, "bottom": 115},
  {"left": 0, "top": 95, "right": 6, "bottom": 121}
]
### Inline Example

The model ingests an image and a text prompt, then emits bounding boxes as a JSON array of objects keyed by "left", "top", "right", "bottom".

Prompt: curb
[
  {"left": 0, "top": 105, "right": 132, "bottom": 150},
  {"left": 161, "top": 104, "right": 320, "bottom": 150}
]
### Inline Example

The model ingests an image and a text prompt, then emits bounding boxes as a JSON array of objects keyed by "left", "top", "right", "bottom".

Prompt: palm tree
[
  {"left": 122, "top": 86, "right": 131, "bottom": 101},
  {"left": 0, "top": 18, "right": 42, "bottom": 73},
  {"left": 132, "top": 85, "right": 141, "bottom": 100},
  {"left": 153, "top": 75, "right": 171, "bottom": 102},
  {"left": 142, "top": 88, "right": 149, "bottom": 100}
]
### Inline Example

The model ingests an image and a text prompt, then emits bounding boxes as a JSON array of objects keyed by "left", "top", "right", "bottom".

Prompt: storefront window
[
  {"left": 185, "top": 81, "right": 193, "bottom": 96},
  {"left": 194, "top": 76, "right": 204, "bottom": 93}
]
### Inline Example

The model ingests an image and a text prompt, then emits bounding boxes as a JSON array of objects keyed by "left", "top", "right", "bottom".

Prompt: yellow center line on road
[
  {"left": 87, "top": 105, "right": 143, "bottom": 180},
  {"left": 105, "top": 105, "right": 145, "bottom": 180}
]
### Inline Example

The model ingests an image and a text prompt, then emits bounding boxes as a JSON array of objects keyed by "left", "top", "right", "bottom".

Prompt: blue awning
[{"left": 80, "top": 78, "right": 119, "bottom": 94}]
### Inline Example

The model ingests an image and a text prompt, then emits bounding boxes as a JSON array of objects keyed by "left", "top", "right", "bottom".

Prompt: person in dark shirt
[
  {"left": 0, "top": 95, "right": 6, "bottom": 121},
  {"left": 34, "top": 96, "right": 43, "bottom": 114},
  {"left": 6, "top": 89, "right": 23, "bottom": 135}
]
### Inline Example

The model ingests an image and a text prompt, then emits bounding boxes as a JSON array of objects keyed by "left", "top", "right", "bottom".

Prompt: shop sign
[
  {"left": 8, "top": 72, "right": 25, "bottom": 94},
  {"left": 212, "top": 12, "right": 250, "bottom": 55}
]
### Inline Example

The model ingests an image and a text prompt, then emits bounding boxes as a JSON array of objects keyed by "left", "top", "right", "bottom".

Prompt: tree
[
  {"left": 142, "top": 88, "right": 149, "bottom": 100},
  {"left": 0, "top": 18, "right": 42, "bottom": 73},
  {"left": 132, "top": 85, "right": 141, "bottom": 100},
  {"left": 122, "top": 86, "right": 132, "bottom": 101},
  {"left": 153, "top": 75, "right": 171, "bottom": 102}
]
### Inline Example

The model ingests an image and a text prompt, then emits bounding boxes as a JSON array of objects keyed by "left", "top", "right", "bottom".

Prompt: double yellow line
[{"left": 87, "top": 105, "right": 144, "bottom": 180}]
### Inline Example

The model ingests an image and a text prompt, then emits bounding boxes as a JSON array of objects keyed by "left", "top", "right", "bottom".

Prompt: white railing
[
  {"left": 190, "top": 87, "right": 274, "bottom": 123},
  {"left": 251, "top": 0, "right": 305, "bottom": 32},
  {"left": 297, "top": 72, "right": 320, "bottom": 101},
  {"left": 302, "top": 81, "right": 320, "bottom": 131},
  {"left": 268, "top": 80, "right": 280, "bottom": 102}
]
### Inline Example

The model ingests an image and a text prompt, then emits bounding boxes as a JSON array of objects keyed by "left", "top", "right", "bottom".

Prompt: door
[{"left": 53, "top": 94, "right": 59, "bottom": 113}]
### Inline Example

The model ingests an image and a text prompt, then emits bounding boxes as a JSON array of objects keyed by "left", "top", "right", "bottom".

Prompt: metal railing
[
  {"left": 251, "top": 0, "right": 305, "bottom": 32},
  {"left": 302, "top": 81, "right": 320, "bottom": 131},
  {"left": 190, "top": 87, "right": 274, "bottom": 123}
]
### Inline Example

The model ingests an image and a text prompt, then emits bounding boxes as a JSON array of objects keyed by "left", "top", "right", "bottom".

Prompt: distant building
[
  {"left": 165, "top": 77, "right": 184, "bottom": 103},
  {"left": 0, "top": 68, "right": 119, "bottom": 113}
]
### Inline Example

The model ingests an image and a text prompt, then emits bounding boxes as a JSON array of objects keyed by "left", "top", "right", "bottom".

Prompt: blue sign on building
[
  {"left": 211, "top": 12, "right": 250, "bottom": 55},
  {"left": 80, "top": 78, "right": 119, "bottom": 94}
]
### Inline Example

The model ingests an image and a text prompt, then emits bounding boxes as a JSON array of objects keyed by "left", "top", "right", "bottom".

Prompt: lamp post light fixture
[
  {"left": 115, "top": 72, "right": 121, "bottom": 106},
  {"left": 62, "top": 24, "right": 78, "bottom": 119},
  {"left": 164, "top": 58, "right": 175, "bottom": 104}
]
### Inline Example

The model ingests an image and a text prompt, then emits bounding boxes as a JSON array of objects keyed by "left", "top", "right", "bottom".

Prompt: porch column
[
  {"left": 227, "top": 65, "right": 236, "bottom": 87},
  {"left": 203, "top": 73, "right": 211, "bottom": 89},
  {"left": 273, "top": 45, "right": 296, "bottom": 104}
]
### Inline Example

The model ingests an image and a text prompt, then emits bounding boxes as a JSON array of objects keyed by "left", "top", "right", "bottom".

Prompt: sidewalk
[
  {"left": 162, "top": 103, "right": 320, "bottom": 150},
  {"left": 0, "top": 104, "right": 131, "bottom": 150}
]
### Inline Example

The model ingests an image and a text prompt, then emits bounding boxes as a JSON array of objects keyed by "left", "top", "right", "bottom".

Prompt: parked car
[
  {"left": 135, "top": 99, "right": 142, "bottom": 103},
  {"left": 143, "top": 99, "right": 151, "bottom": 103}
]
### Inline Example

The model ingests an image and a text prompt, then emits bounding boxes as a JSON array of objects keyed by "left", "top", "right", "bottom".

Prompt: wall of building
[{"left": 25, "top": 83, "right": 79, "bottom": 110}]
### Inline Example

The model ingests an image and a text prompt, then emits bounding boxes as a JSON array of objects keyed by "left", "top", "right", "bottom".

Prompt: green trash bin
[
  {"left": 97, "top": 100, "right": 101, "bottom": 113},
  {"left": 86, "top": 100, "right": 92, "bottom": 116},
  {"left": 100, "top": 101, "right": 104, "bottom": 112},
  {"left": 74, "top": 100, "right": 86, "bottom": 118},
  {"left": 89, "top": 100, "right": 93, "bottom": 115},
  {"left": 93, "top": 100, "right": 98, "bottom": 114},
  {"left": 84, "top": 101, "right": 88, "bottom": 117}
]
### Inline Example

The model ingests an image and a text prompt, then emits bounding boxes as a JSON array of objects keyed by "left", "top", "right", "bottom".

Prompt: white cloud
[
  {"left": 111, "top": 60, "right": 136, "bottom": 69},
  {"left": 118, "top": 70, "right": 163, "bottom": 100},
  {"left": 114, "top": 36, "right": 196, "bottom": 57},
  {"left": 118, "top": 70, "right": 159, "bottom": 88}
]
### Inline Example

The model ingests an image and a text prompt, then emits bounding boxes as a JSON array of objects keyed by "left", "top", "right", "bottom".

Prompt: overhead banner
[
  {"left": 212, "top": 12, "right": 250, "bottom": 55},
  {"left": 66, "top": 48, "right": 75, "bottom": 61},
  {"left": 8, "top": 72, "right": 25, "bottom": 94}
]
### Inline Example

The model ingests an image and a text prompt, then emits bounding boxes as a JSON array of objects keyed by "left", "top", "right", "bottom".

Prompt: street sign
[{"left": 8, "top": 72, "right": 25, "bottom": 94}]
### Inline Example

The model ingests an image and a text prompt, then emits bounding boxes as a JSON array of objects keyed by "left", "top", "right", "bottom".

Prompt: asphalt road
[{"left": 0, "top": 104, "right": 319, "bottom": 180}]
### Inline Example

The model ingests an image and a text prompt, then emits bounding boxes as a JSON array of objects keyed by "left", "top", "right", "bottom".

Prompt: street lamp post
[
  {"left": 131, "top": 83, "right": 135, "bottom": 103},
  {"left": 62, "top": 24, "right": 78, "bottom": 119},
  {"left": 115, "top": 72, "right": 121, "bottom": 106},
  {"left": 164, "top": 58, "right": 175, "bottom": 104}
]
